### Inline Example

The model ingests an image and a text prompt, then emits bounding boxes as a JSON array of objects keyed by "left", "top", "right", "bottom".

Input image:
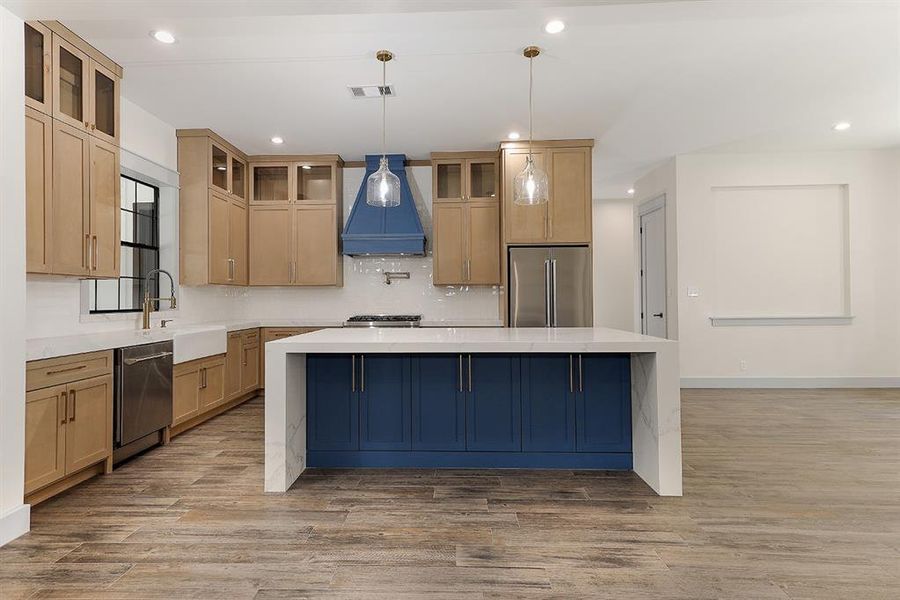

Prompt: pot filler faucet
[{"left": 142, "top": 268, "right": 177, "bottom": 330}]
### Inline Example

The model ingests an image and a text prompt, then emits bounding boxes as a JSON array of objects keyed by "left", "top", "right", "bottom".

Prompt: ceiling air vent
[{"left": 348, "top": 84, "right": 396, "bottom": 98}]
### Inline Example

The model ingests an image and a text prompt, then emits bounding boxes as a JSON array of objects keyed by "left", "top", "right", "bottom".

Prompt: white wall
[
  {"left": 0, "top": 5, "right": 29, "bottom": 546},
  {"left": 120, "top": 97, "right": 178, "bottom": 172},
  {"left": 222, "top": 166, "right": 501, "bottom": 323},
  {"left": 675, "top": 150, "right": 900, "bottom": 384},
  {"left": 592, "top": 198, "right": 635, "bottom": 330}
]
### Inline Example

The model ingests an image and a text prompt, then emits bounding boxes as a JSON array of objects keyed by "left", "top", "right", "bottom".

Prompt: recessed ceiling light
[
  {"left": 301, "top": 165, "right": 312, "bottom": 170},
  {"left": 507, "top": 131, "right": 521, "bottom": 140},
  {"left": 832, "top": 121, "right": 851, "bottom": 131},
  {"left": 544, "top": 20, "right": 565, "bottom": 34},
  {"left": 270, "top": 136, "right": 284, "bottom": 144},
  {"left": 151, "top": 30, "right": 176, "bottom": 44},
  {"left": 627, "top": 188, "right": 635, "bottom": 195}
]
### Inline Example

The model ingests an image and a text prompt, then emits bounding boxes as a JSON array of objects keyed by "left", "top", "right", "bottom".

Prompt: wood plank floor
[{"left": 1, "top": 389, "right": 898, "bottom": 599}]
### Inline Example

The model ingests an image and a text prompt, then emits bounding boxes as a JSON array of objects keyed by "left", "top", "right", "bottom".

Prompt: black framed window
[{"left": 89, "top": 176, "right": 160, "bottom": 313}]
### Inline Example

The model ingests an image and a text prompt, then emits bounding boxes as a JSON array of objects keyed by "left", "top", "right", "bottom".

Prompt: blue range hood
[{"left": 341, "top": 154, "right": 426, "bottom": 256}]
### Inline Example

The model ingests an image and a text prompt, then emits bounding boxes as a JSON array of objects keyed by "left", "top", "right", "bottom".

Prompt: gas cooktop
[{"left": 344, "top": 315, "right": 422, "bottom": 328}]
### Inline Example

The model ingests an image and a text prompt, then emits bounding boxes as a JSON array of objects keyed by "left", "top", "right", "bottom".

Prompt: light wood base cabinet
[
  {"left": 224, "top": 328, "right": 260, "bottom": 401},
  {"left": 173, "top": 355, "right": 226, "bottom": 427},
  {"left": 25, "top": 351, "right": 113, "bottom": 503}
]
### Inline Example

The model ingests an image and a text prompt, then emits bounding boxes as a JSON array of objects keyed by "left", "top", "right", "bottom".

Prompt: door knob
[{"left": 653, "top": 312, "right": 664, "bottom": 318}]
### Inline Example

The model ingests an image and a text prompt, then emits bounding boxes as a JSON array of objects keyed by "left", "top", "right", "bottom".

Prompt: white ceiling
[{"left": 6, "top": 0, "right": 899, "bottom": 197}]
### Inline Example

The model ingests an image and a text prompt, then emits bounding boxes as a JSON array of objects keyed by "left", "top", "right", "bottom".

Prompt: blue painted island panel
[
  {"left": 521, "top": 354, "right": 576, "bottom": 452},
  {"left": 465, "top": 354, "right": 521, "bottom": 452},
  {"left": 307, "top": 354, "right": 358, "bottom": 451},
  {"left": 576, "top": 353, "right": 632, "bottom": 453},
  {"left": 411, "top": 355, "right": 466, "bottom": 451},
  {"left": 359, "top": 355, "right": 411, "bottom": 451}
]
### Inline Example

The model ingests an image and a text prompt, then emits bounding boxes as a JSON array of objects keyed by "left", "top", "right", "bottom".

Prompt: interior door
[
  {"left": 89, "top": 137, "right": 120, "bottom": 278},
  {"left": 208, "top": 190, "right": 230, "bottom": 284},
  {"left": 508, "top": 246, "right": 551, "bottom": 327},
  {"left": 26, "top": 107, "right": 53, "bottom": 273},
  {"left": 640, "top": 204, "right": 668, "bottom": 338},
  {"left": 65, "top": 374, "right": 111, "bottom": 474},
  {"left": 549, "top": 246, "right": 592, "bottom": 327},
  {"left": 249, "top": 205, "right": 292, "bottom": 285},
  {"left": 228, "top": 200, "right": 248, "bottom": 285},
  {"left": 51, "top": 120, "right": 90, "bottom": 276},
  {"left": 432, "top": 202, "right": 466, "bottom": 284}
]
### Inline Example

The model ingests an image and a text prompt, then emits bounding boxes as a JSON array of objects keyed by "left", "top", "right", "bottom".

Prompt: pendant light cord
[
  {"left": 528, "top": 54, "right": 534, "bottom": 161},
  {"left": 382, "top": 56, "right": 387, "bottom": 160}
]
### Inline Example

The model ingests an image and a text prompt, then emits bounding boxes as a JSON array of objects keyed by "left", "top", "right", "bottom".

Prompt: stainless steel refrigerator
[{"left": 508, "top": 246, "right": 593, "bottom": 327}]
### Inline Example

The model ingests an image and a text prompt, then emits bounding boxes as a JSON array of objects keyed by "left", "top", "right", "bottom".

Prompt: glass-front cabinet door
[
  {"left": 296, "top": 164, "right": 334, "bottom": 203},
  {"left": 231, "top": 156, "right": 247, "bottom": 201},
  {"left": 24, "top": 22, "right": 52, "bottom": 114},
  {"left": 210, "top": 143, "right": 229, "bottom": 193},
  {"left": 466, "top": 158, "right": 498, "bottom": 202},
  {"left": 433, "top": 159, "right": 464, "bottom": 202},
  {"left": 91, "top": 61, "right": 119, "bottom": 144},
  {"left": 53, "top": 35, "right": 90, "bottom": 131},
  {"left": 251, "top": 164, "right": 291, "bottom": 204}
]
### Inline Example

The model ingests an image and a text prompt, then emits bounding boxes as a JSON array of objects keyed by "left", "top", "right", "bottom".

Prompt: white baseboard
[
  {"left": 0, "top": 503, "right": 29, "bottom": 547},
  {"left": 681, "top": 376, "right": 900, "bottom": 389}
]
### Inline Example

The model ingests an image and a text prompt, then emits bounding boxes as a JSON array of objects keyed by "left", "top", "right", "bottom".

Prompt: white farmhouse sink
[{"left": 172, "top": 325, "right": 227, "bottom": 364}]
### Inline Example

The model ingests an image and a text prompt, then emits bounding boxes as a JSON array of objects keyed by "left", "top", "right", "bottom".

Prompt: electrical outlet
[{"left": 739, "top": 360, "right": 747, "bottom": 372}]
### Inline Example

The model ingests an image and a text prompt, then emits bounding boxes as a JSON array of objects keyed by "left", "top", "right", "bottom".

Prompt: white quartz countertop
[{"left": 268, "top": 326, "right": 674, "bottom": 354}]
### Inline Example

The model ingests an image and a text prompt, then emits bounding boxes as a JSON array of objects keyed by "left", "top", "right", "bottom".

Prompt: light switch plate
[{"left": 687, "top": 287, "right": 700, "bottom": 297}]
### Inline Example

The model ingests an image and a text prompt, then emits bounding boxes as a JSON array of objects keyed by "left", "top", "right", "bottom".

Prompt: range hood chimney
[{"left": 341, "top": 154, "right": 426, "bottom": 256}]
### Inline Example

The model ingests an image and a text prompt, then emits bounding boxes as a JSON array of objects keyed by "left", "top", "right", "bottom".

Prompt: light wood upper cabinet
[
  {"left": 501, "top": 141, "right": 593, "bottom": 245},
  {"left": 207, "top": 190, "right": 231, "bottom": 284},
  {"left": 51, "top": 30, "right": 120, "bottom": 144},
  {"left": 433, "top": 201, "right": 500, "bottom": 286},
  {"left": 64, "top": 374, "right": 112, "bottom": 474},
  {"left": 89, "top": 137, "right": 120, "bottom": 277},
  {"left": 296, "top": 163, "right": 338, "bottom": 204},
  {"left": 24, "top": 384, "right": 67, "bottom": 495},
  {"left": 26, "top": 22, "right": 122, "bottom": 278},
  {"left": 249, "top": 205, "right": 293, "bottom": 285},
  {"left": 433, "top": 202, "right": 466, "bottom": 284},
  {"left": 251, "top": 157, "right": 343, "bottom": 206},
  {"left": 432, "top": 152, "right": 499, "bottom": 203},
  {"left": 294, "top": 205, "right": 341, "bottom": 285},
  {"left": 51, "top": 120, "right": 91, "bottom": 276},
  {"left": 229, "top": 201, "right": 249, "bottom": 285},
  {"left": 251, "top": 163, "right": 291, "bottom": 204},
  {"left": 24, "top": 22, "right": 52, "bottom": 115},
  {"left": 231, "top": 156, "right": 247, "bottom": 201},
  {"left": 26, "top": 108, "right": 53, "bottom": 273}
]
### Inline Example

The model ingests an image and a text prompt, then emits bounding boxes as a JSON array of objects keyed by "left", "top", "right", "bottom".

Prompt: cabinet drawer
[
  {"left": 241, "top": 328, "right": 259, "bottom": 346},
  {"left": 27, "top": 350, "right": 113, "bottom": 392}
]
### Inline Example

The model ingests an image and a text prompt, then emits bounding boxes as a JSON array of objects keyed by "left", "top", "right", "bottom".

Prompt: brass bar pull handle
[
  {"left": 47, "top": 364, "right": 87, "bottom": 376},
  {"left": 360, "top": 355, "right": 365, "bottom": 393},
  {"left": 351, "top": 355, "right": 356, "bottom": 392},
  {"left": 569, "top": 354, "right": 574, "bottom": 393},
  {"left": 69, "top": 390, "right": 76, "bottom": 422},
  {"left": 92, "top": 235, "right": 99, "bottom": 270},
  {"left": 467, "top": 354, "right": 472, "bottom": 393},
  {"left": 458, "top": 354, "right": 463, "bottom": 392},
  {"left": 579, "top": 354, "right": 583, "bottom": 392},
  {"left": 84, "top": 234, "right": 91, "bottom": 269},
  {"left": 60, "top": 391, "right": 68, "bottom": 425}
]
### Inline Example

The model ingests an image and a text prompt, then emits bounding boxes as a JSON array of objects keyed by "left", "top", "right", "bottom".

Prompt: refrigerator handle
[
  {"left": 544, "top": 259, "right": 552, "bottom": 327},
  {"left": 551, "top": 259, "right": 558, "bottom": 327}
]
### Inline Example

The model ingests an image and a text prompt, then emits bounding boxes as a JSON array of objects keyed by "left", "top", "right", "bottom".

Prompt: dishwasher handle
[{"left": 123, "top": 351, "right": 173, "bottom": 366}]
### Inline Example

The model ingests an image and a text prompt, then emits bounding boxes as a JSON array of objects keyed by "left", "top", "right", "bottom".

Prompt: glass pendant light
[
  {"left": 513, "top": 46, "right": 549, "bottom": 206},
  {"left": 366, "top": 50, "right": 401, "bottom": 207}
]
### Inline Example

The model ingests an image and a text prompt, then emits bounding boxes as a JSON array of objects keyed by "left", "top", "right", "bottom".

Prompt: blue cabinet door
[
  {"left": 411, "top": 354, "right": 466, "bottom": 450},
  {"left": 522, "top": 354, "right": 576, "bottom": 452},
  {"left": 359, "top": 354, "right": 411, "bottom": 450},
  {"left": 307, "top": 354, "right": 358, "bottom": 451},
  {"left": 576, "top": 354, "right": 632, "bottom": 452},
  {"left": 466, "top": 354, "right": 521, "bottom": 451}
]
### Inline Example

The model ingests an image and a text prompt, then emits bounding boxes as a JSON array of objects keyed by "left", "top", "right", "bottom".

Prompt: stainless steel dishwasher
[{"left": 114, "top": 341, "right": 173, "bottom": 464}]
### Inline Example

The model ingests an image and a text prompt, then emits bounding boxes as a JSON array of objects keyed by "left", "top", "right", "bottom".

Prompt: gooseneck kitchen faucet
[{"left": 142, "top": 268, "right": 177, "bottom": 330}]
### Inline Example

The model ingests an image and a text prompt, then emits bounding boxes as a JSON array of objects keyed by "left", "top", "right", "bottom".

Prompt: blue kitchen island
[{"left": 264, "top": 327, "right": 683, "bottom": 496}]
